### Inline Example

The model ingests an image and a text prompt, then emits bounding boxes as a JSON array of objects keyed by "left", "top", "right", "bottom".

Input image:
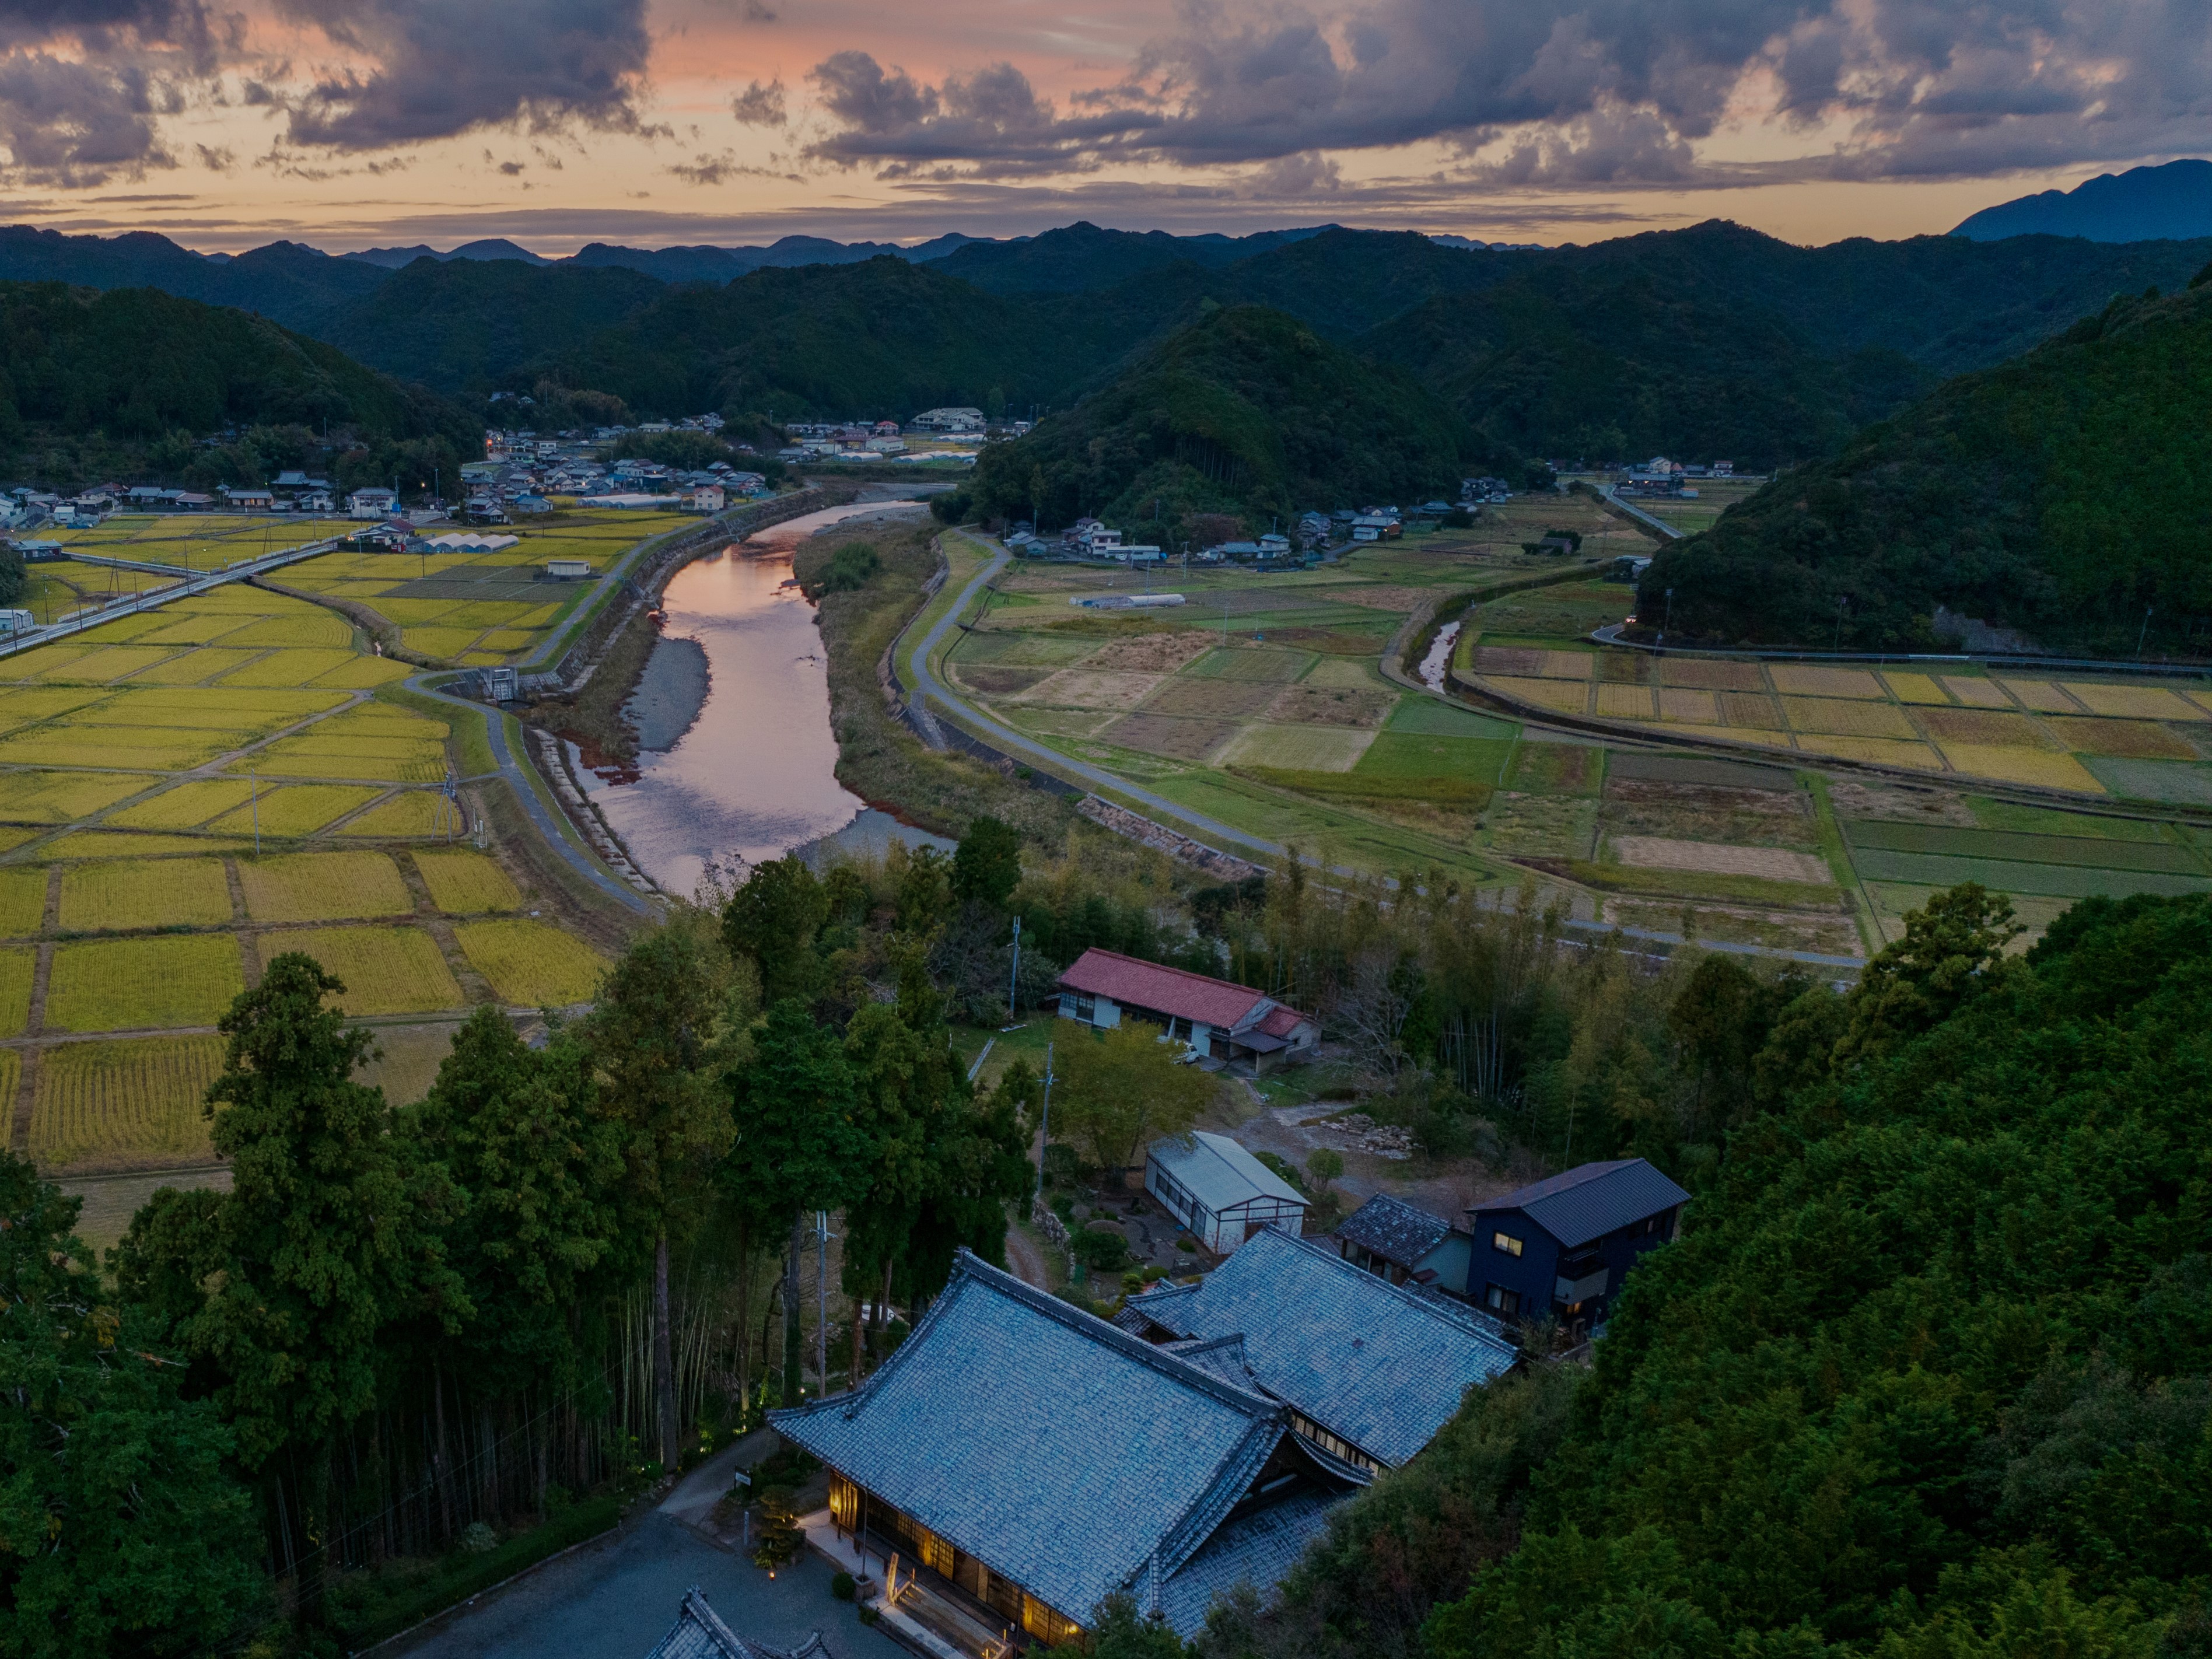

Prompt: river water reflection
[{"left": 580, "top": 500, "right": 932, "bottom": 896}]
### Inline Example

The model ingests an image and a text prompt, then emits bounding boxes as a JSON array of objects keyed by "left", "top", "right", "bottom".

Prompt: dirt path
[{"left": 1001, "top": 1220, "right": 1051, "bottom": 1289}]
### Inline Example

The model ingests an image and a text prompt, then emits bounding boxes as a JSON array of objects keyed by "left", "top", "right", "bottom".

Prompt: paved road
[
  {"left": 396, "top": 1443, "right": 903, "bottom": 1659},
  {"left": 406, "top": 674, "right": 655, "bottom": 916},
  {"left": 903, "top": 537, "right": 1288, "bottom": 862}
]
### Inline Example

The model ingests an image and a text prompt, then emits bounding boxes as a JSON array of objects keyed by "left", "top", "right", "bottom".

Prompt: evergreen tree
[
  {"left": 723, "top": 857, "right": 831, "bottom": 1007},
  {"left": 0, "top": 1153, "right": 265, "bottom": 1658},
  {"left": 952, "top": 815, "right": 1023, "bottom": 911}
]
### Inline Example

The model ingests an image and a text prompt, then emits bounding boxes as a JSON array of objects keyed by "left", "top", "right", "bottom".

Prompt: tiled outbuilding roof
[
  {"left": 644, "top": 1587, "right": 824, "bottom": 1659},
  {"left": 1470, "top": 1158, "right": 1690, "bottom": 1251},
  {"left": 1150, "top": 1132, "right": 1308, "bottom": 1216},
  {"left": 1058, "top": 949, "right": 1279, "bottom": 1030},
  {"left": 1125, "top": 1227, "right": 1517, "bottom": 1469},
  {"left": 1335, "top": 1194, "right": 1454, "bottom": 1269},
  {"left": 769, "top": 1250, "right": 1291, "bottom": 1631},
  {"left": 1157, "top": 1492, "right": 1340, "bottom": 1636}
]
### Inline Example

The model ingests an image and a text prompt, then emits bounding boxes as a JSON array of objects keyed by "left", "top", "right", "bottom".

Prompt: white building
[{"left": 1145, "top": 1132, "right": 1310, "bottom": 1254}]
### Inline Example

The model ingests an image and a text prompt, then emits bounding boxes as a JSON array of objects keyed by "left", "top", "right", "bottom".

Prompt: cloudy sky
[{"left": 2, "top": 0, "right": 2207, "bottom": 252}]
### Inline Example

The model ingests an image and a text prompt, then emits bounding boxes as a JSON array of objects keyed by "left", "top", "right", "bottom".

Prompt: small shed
[
  {"left": 1146, "top": 1131, "right": 1308, "bottom": 1254},
  {"left": 545, "top": 558, "right": 593, "bottom": 579}
]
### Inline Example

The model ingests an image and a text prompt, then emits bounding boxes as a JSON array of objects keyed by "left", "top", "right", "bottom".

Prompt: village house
[
  {"left": 1334, "top": 1192, "right": 1472, "bottom": 1293},
  {"left": 1118, "top": 1226, "right": 1518, "bottom": 1474},
  {"left": 770, "top": 1251, "right": 1361, "bottom": 1646},
  {"left": 1144, "top": 1132, "right": 1308, "bottom": 1253},
  {"left": 1465, "top": 1158, "right": 1689, "bottom": 1329},
  {"left": 1054, "top": 949, "right": 1318, "bottom": 1071},
  {"left": 347, "top": 487, "right": 398, "bottom": 519},
  {"left": 643, "top": 1587, "right": 823, "bottom": 1658}
]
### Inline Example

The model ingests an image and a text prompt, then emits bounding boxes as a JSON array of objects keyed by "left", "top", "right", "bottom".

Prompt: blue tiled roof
[
  {"left": 645, "top": 1587, "right": 824, "bottom": 1659},
  {"left": 1469, "top": 1158, "right": 1690, "bottom": 1250},
  {"left": 1157, "top": 1492, "right": 1342, "bottom": 1637},
  {"left": 770, "top": 1251, "right": 1287, "bottom": 1628},
  {"left": 1125, "top": 1227, "right": 1517, "bottom": 1468},
  {"left": 1335, "top": 1193, "right": 1453, "bottom": 1267}
]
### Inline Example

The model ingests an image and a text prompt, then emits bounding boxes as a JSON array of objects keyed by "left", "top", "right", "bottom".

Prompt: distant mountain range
[{"left": 1952, "top": 159, "right": 2212, "bottom": 243}]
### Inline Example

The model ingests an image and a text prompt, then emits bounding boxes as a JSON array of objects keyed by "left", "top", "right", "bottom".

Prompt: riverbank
[{"left": 625, "top": 633, "right": 710, "bottom": 752}]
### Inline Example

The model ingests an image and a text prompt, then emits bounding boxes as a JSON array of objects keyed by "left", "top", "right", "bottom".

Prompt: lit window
[{"left": 1493, "top": 1231, "right": 1524, "bottom": 1256}]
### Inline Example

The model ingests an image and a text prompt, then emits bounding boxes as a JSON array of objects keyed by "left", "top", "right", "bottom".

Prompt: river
[{"left": 576, "top": 499, "right": 943, "bottom": 897}]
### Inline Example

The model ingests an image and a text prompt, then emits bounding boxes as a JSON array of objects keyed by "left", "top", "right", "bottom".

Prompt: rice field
[
  {"left": 205, "top": 783, "right": 382, "bottom": 836},
  {"left": 0, "top": 868, "right": 46, "bottom": 935},
  {"left": 0, "top": 945, "right": 32, "bottom": 1035},
  {"left": 278, "top": 926, "right": 466, "bottom": 1015},
  {"left": 45, "top": 934, "right": 245, "bottom": 1032},
  {"left": 58, "top": 858, "right": 233, "bottom": 930},
  {"left": 28, "top": 1035, "right": 226, "bottom": 1174},
  {"left": 335, "top": 791, "right": 467, "bottom": 837},
  {"left": 411, "top": 849, "right": 522, "bottom": 914},
  {"left": 0, "top": 771, "right": 148, "bottom": 824},
  {"left": 454, "top": 919, "right": 607, "bottom": 1006},
  {"left": 1933, "top": 746, "right": 2106, "bottom": 792},
  {"left": 236, "top": 850, "right": 413, "bottom": 922}
]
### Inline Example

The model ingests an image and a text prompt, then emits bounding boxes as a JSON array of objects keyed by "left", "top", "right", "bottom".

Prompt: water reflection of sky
[{"left": 580, "top": 503, "right": 923, "bottom": 897}]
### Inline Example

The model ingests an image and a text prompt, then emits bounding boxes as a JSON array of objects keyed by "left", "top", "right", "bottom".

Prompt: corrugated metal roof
[
  {"left": 1334, "top": 1194, "right": 1452, "bottom": 1268},
  {"left": 1126, "top": 1227, "right": 1517, "bottom": 1468},
  {"left": 1157, "top": 1492, "right": 1342, "bottom": 1637},
  {"left": 1058, "top": 949, "right": 1273, "bottom": 1030},
  {"left": 1468, "top": 1158, "right": 1690, "bottom": 1250},
  {"left": 769, "top": 1251, "right": 1287, "bottom": 1628},
  {"left": 1150, "top": 1132, "right": 1310, "bottom": 1215}
]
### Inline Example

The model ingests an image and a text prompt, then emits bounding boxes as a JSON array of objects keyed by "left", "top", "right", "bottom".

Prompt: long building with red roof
[{"left": 1054, "top": 947, "right": 1318, "bottom": 1072}]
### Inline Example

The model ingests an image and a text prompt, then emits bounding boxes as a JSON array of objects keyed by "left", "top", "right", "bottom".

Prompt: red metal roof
[
  {"left": 1058, "top": 949, "right": 1278, "bottom": 1029},
  {"left": 1254, "top": 1005, "right": 1307, "bottom": 1039}
]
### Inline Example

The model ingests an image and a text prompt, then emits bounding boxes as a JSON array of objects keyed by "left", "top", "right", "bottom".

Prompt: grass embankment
[{"left": 802, "top": 520, "right": 1080, "bottom": 841}]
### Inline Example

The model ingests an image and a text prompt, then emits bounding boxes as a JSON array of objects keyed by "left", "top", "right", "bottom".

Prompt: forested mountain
[
  {"left": 1955, "top": 158, "right": 2212, "bottom": 243},
  {"left": 1637, "top": 270, "right": 2212, "bottom": 655},
  {"left": 0, "top": 282, "right": 477, "bottom": 489},
  {"left": 926, "top": 222, "right": 1326, "bottom": 293},
  {"left": 0, "top": 228, "right": 390, "bottom": 335},
  {"left": 961, "top": 303, "right": 1479, "bottom": 538},
  {"left": 316, "top": 258, "right": 668, "bottom": 394}
]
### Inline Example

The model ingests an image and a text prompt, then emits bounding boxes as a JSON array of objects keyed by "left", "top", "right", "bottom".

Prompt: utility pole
[
  {"left": 2138, "top": 604, "right": 2154, "bottom": 659},
  {"left": 816, "top": 1210, "right": 832, "bottom": 1394},
  {"left": 1833, "top": 595, "right": 1850, "bottom": 654},
  {"left": 250, "top": 768, "right": 259, "bottom": 856},
  {"left": 1033, "top": 1041, "right": 1056, "bottom": 1214},
  {"left": 1007, "top": 916, "right": 1021, "bottom": 1023}
]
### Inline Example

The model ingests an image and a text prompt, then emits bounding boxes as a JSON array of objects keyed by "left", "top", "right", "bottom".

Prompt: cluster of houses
[
  {"left": 0, "top": 478, "right": 339, "bottom": 528},
  {"left": 1004, "top": 498, "right": 1490, "bottom": 570},
  {"left": 775, "top": 408, "right": 1024, "bottom": 464},
  {"left": 1615, "top": 457, "right": 1734, "bottom": 499}
]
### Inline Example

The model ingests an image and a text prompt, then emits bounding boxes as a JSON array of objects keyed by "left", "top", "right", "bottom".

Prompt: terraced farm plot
[
  {"left": 403, "top": 626, "right": 489, "bottom": 659},
  {"left": 1483, "top": 676, "right": 1588, "bottom": 714},
  {"left": 121, "top": 648, "right": 273, "bottom": 686},
  {"left": 1659, "top": 659, "right": 1764, "bottom": 691},
  {"left": 1074, "top": 633, "right": 1213, "bottom": 674},
  {"left": 58, "top": 858, "right": 233, "bottom": 930},
  {"left": 1508, "top": 742, "right": 1604, "bottom": 794},
  {"left": 1217, "top": 724, "right": 1378, "bottom": 772},
  {"left": 1794, "top": 736, "right": 1944, "bottom": 770},
  {"left": 2081, "top": 759, "right": 2212, "bottom": 804},
  {"left": 1657, "top": 688, "right": 1718, "bottom": 723},
  {"left": 1935, "top": 746, "right": 2105, "bottom": 792},
  {"left": 0, "top": 771, "right": 148, "bottom": 824},
  {"left": 1301, "top": 657, "right": 1384, "bottom": 691},
  {"left": 1918, "top": 707, "right": 2055, "bottom": 748},
  {"left": 2040, "top": 717, "right": 2197, "bottom": 759},
  {"left": 1852, "top": 847, "right": 2212, "bottom": 898},
  {"left": 1265, "top": 686, "right": 1395, "bottom": 727},
  {"left": 1612, "top": 837, "right": 1832, "bottom": 883},
  {"left": 0, "top": 945, "right": 32, "bottom": 1035},
  {"left": 280, "top": 926, "right": 466, "bottom": 1014},
  {"left": 46, "top": 934, "right": 244, "bottom": 1031},
  {"left": 1384, "top": 698, "right": 1515, "bottom": 738},
  {"left": 1843, "top": 818, "right": 2209, "bottom": 873},
  {"left": 106, "top": 778, "right": 258, "bottom": 829},
  {"left": 1354, "top": 732, "right": 1516, "bottom": 783},
  {"left": 0, "top": 727, "right": 240, "bottom": 769},
  {"left": 412, "top": 849, "right": 522, "bottom": 913},
  {"left": 238, "top": 850, "right": 412, "bottom": 921},
  {"left": 1881, "top": 671, "right": 1950, "bottom": 704},
  {"left": 1141, "top": 677, "right": 1279, "bottom": 719},
  {"left": 455, "top": 918, "right": 606, "bottom": 1005},
  {"left": 954, "top": 663, "right": 1053, "bottom": 696},
  {"left": 0, "top": 869, "right": 46, "bottom": 935},
  {"left": 28, "top": 1035, "right": 226, "bottom": 1174},
  {"left": 1996, "top": 680, "right": 2081, "bottom": 713},
  {"left": 48, "top": 646, "right": 183, "bottom": 683},
  {"left": 1190, "top": 648, "right": 1311, "bottom": 682},
  {"left": 1720, "top": 692, "right": 1784, "bottom": 727},
  {"left": 309, "top": 656, "right": 412, "bottom": 690},
  {"left": 1943, "top": 677, "right": 2014, "bottom": 708},
  {"left": 335, "top": 791, "right": 466, "bottom": 837},
  {"left": 1595, "top": 684, "right": 1656, "bottom": 719},
  {"left": 46, "top": 832, "right": 247, "bottom": 856},
  {"left": 219, "top": 648, "right": 357, "bottom": 687},
  {"left": 1017, "top": 670, "right": 1163, "bottom": 710},
  {"left": 1096, "top": 715, "right": 1236, "bottom": 761},
  {"left": 1769, "top": 664, "right": 1885, "bottom": 698},
  {"left": 2063, "top": 682, "right": 2206, "bottom": 720},
  {"left": 207, "top": 783, "right": 382, "bottom": 836},
  {"left": 219, "top": 612, "right": 354, "bottom": 648},
  {"left": 1783, "top": 697, "right": 1919, "bottom": 738}
]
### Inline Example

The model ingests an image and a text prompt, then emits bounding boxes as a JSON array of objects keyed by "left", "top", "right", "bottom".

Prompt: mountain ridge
[{"left": 1954, "top": 159, "right": 2212, "bottom": 243}]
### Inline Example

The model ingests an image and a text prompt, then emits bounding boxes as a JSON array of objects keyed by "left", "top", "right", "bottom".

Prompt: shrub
[
  {"left": 832, "top": 1572, "right": 857, "bottom": 1602},
  {"left": 457, "top": 1521, "right": 498, "bottom": 1555},
  {"left": 1176, "top": 1237, "right": 1198, "bottom": 1252},
  {"left": 859, "top": 1606, "right": 881, "bottom": 1627},
  {"left": 1070, "top": 1227, "right": 1131, "bottom": 1272}
]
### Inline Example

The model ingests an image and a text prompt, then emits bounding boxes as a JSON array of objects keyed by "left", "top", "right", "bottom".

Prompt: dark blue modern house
[{"left": 1464, "top": 1159, "right": 1689, "bottom": 1329}]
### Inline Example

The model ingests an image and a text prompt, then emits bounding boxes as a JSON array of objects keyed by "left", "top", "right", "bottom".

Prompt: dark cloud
[
  {"left": 730, "top": 78, "right": 785, "bottom": 127},
  {"left": 802, "top": 0, "right": 2212, "bottom": 188},
  {"left": 274, "top": 0, "right": 654, "bottom": 150},
  {"left": 0, "top": 54, "right": 173, "bottom": 185}
]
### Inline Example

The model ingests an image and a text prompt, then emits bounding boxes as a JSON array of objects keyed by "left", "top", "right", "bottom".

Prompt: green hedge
[{"left": 332, "top": 1494, "right": 622, "bottom": 1647}]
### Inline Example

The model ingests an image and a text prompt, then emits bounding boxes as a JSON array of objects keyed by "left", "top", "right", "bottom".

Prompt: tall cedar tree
[
  {"left": 404, "top": 1005, "right": 628, "bottom": 1397},
  {"left": 723, "top": 998, "right": 865, "bottom": 1406},
  {"left": 723, "top": 857, "right": 831, "bottom": 1009},
  {"left": 951, "top": 814, "right": 1023, "bottom": 911},
  {"left": 128, "top": 954, "right": 465, "bottom": 1614},
  {"left": 0, "top": 1153, "right": 266, "bottom": 1658},
  {"left": 581, "top": 914, "right": 746, "bottom": 1472}
]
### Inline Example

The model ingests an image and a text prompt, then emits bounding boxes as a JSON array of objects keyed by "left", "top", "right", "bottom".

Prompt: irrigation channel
[{"left": 573, "top": 498, "right": 947, "bottom": 895}]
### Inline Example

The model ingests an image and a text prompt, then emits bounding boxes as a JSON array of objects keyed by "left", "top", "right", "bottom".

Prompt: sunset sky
[{"left": 5, "top": 0, "right": 2207, "bottom": 254}]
